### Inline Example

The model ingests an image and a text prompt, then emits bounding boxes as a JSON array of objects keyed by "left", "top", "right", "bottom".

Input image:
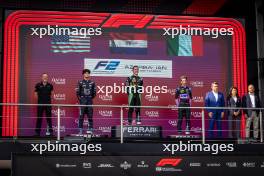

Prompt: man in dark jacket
[
  {"left": 34, "top": 73, "right": 54, "bottom": 136},
  {"left": 242, "top": 84, "right": 261, "bottom": 139}
]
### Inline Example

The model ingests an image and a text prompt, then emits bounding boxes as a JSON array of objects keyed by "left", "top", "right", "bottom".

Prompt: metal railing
[{"left": 0, "top": 103, "right": 263, "bottom": 144}]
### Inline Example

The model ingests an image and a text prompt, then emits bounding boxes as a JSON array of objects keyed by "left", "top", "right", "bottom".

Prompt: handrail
[
  {"left": 0, "top": 103, "right": 263, "bottom": 110},
  {"left": 1, "top": 103, "right": 263, "bottom": 143}
]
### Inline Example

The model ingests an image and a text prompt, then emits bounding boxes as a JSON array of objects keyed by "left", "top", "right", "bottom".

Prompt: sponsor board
[{"left": 85, "top": 58, "right": 172, "bottom": 78}]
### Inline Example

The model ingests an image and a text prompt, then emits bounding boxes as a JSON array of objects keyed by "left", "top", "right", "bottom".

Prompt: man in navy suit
[{"left": 205, "top": 82, "right": 225, "bottom": 138}]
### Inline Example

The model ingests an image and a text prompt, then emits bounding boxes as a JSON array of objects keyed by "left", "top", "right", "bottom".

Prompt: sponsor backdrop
[
  {"left": 13, "top": 155, "right": 264, "bottom": 176},
  {"left": 16, "top": 11, "right": 235, "bottom": 137}
]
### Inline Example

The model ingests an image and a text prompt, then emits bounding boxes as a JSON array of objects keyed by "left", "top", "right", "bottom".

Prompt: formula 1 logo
[
  {"left": 100, "top": 14, "right": 195, "bottom": 29},
  {"left": 102, "top": 14, "right": 154, "bottom": 28},
  {"left": 156, "top": 158, "right": 182, "bottom": 167},
  {"left": 156, "top": 158, "right": 183, "bottom": 172}
]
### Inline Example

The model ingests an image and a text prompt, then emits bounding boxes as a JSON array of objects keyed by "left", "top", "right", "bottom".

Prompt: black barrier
[
  {"left": 1, "top": 141, "right": 264, "bottom": 160},
  {"left": 12, "top": 154, "right": 264, "bottom": 176}
]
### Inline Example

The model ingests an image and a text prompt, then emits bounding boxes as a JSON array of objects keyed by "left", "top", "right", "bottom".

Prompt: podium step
[{"left": 169, "top": 135, "right": 201, "bottom": 139}]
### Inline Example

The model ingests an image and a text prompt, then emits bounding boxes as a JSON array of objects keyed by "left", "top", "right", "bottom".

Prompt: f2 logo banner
[
  {"left": 94, "top": 61, "right": 120, "bottom": 71},
  {"left": 85, "top": 58, "right": 172, "bottom": 78},
  {"left": 156, "top": 158, "right": 182, "bottom": 167}
]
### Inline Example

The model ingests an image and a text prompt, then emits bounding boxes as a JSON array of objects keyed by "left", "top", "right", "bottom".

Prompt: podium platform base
[
  {"left": 64, "top": 133, "right": 92, "bottom": 142},
  {"left": 168, "top": 135, "right": 201, "bottom": 139}
]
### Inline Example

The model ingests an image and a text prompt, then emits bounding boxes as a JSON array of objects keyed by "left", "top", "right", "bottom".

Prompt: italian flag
[{"left": 167, "top": 35, "right": 203, "bottom": 56}]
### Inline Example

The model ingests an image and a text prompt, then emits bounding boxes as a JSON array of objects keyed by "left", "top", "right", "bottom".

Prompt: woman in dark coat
[{"left": 226, "top": 87, "right": 242, "bottom": 138}]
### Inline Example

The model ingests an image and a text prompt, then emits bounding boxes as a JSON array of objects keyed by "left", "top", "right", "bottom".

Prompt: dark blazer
[
  {"left": 242, "top": 93, "right": 261, "bottom": 116},
  {"left": 205, "top": 91, "right": 225, "bottom": 113},
  {"left": 226, "top": 96, "right": 241, "bottom": 117}
]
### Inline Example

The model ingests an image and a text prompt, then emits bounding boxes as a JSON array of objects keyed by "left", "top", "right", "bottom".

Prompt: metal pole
[
  {"left": 255, "top": 0, "right": 264, "bottom": 109},
  {"left": 57, "top": 106, "right": 61, "bottom": 141},
  {"left": 120, "top": 107, "right": 124, "bottom": 144},
  {"left": 202, "top": 109, "right": 205, "bottom": 144},
  {"left": 260, "top": 111, "right": 263, "bottom": 143}
]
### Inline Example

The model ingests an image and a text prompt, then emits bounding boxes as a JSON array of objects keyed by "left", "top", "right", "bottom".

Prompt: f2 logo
[
  {"left": 94, "top": 61, "right": 120, "bottom": 70},
  {"left": 156, "top": 158, "right": 182, "bottom": 167}
]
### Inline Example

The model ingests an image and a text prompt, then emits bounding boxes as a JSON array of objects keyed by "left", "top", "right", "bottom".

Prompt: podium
[{"left": 111, "top": 125, "right": 162, "bottom": 138}]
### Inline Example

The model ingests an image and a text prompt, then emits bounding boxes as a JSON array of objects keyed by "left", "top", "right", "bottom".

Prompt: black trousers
[
  {"left": 35, "top": 106, "right": 53, "bottom": 135},
  {"left": 227, "top": 113, "right": 241, "bottom": 138},
  {"left": 78, "top": 98, "right": 93, "bottom": 129},
  {"left": 128, "top": 95, "right": 141, "bottom": 124},
  {"left": 177, "top": 104, "right": 191, "bottom": 132}
]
